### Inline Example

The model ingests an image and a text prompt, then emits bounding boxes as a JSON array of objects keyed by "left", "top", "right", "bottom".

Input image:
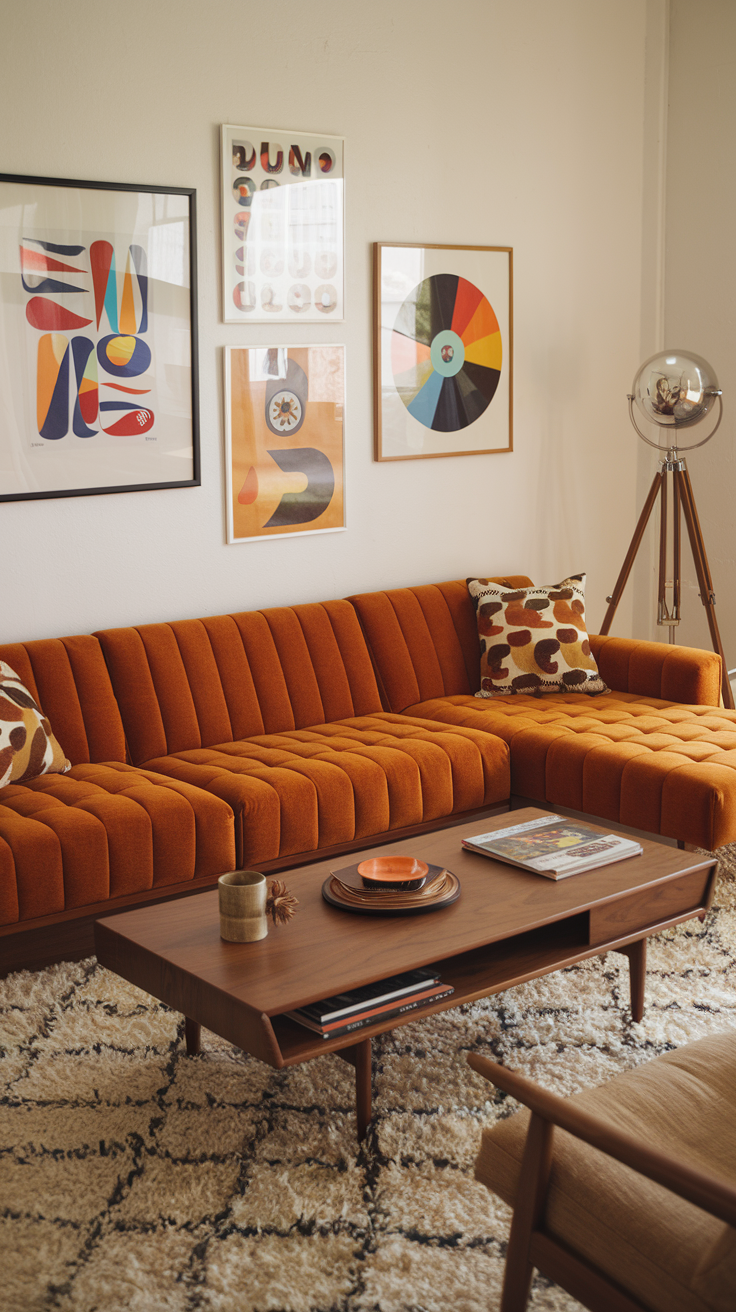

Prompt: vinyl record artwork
[
  {"left": 224, "top": 345, "right": 345, "bottom": 543},
  {"left": 221, "top": 125, "right": 344, "bottom": 323},
  {"left": 374, "top": 244, "right": 512, "bottom": 460}
]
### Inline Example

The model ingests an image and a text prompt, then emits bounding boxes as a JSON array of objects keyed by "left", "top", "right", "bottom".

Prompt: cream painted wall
[
  {"left": 0, "top": 0, "right": 650, "bottom": 644},
  {"left": 658, "top": 0, "right": 736, "bottom": 672}
]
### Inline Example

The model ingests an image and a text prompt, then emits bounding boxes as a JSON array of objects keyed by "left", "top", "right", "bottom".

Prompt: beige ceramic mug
[{"left": 218, "top": 870, "right": 268, "bottom": 942}]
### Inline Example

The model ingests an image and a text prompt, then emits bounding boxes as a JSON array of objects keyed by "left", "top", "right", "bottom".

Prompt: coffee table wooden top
[{"left": 95, "top": 809, "right": 712, "bottom": 1018}]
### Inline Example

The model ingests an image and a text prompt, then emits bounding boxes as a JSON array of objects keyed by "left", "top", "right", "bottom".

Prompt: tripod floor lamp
[{"left": 600, "top": 350, "right": 734, "bottom": 711}]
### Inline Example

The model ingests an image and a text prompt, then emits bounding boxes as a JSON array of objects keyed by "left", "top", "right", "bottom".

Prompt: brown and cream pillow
[
  {"left": 0, "top": 661, "right": 71, "bottom": 787},
  {"left": 467, "top": 573, "right": 609, "bottom": 698}
]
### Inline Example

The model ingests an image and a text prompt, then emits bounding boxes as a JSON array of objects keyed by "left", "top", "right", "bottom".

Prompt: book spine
[
  {"left": 318, "top": 985, "right": 455, "bottom": 1038},
  {"left": 302, "top": 973, "right": 441, "bottom": 1023}
]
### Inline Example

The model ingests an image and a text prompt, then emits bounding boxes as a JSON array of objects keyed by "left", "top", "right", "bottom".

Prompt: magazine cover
[
  {"left": 463, "top": 814, "right": 642, "bottom": 878},
  {"left": 488, "top": 819, "right": 613, "bottom": 862}
]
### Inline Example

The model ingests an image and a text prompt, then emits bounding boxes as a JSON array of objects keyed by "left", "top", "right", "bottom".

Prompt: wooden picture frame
[
  {"left": 0, "top": 172, "right": 199, "bottom": 501},
  {"left": 224, "top": 343, "right": 345, "bottom": 543},
  {"left": 373, "top": 242, "right": 512, "bottom": 461}
]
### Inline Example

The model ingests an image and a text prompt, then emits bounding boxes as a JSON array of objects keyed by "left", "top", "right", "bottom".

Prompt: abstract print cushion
[
  {"left": 467, "top": 574, "right": 610, "bottom": 697},
  {"left": 0, "top": 661, "right": 71, "bottom": 787}
]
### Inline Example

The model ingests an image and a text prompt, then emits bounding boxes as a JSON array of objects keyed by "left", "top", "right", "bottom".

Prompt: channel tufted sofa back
[
  {"left": 347, "top": 576, "right": 534, "bottom": 712},
  {"left": 94, "top": 600, "right": 384, "bottom": 765},
  {"left": 0, "top": 635, "right": 127, "bottom": 766},
  {"left": 348, "top": 578, "right": 724, "bottom": 712}
]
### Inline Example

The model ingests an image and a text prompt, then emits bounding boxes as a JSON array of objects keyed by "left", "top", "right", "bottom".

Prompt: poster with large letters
[
  {"left": 224, "top": 345, "right": 345, "bottom": 543},
  {"left": 221, "top": 125, "right": 344, "bottom": 323},
  {"left": 0, "top": 173, "right": 199, "bottom": 501}
]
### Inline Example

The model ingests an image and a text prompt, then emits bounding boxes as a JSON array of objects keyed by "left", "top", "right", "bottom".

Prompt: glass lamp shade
[{"left": 632, "top": 350, "right": 720, "bottom": 429}]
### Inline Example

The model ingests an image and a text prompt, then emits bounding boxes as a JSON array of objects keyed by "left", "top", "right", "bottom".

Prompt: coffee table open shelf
[{"left": 95, "top": 810, "right": 716, "bottom": 1139}]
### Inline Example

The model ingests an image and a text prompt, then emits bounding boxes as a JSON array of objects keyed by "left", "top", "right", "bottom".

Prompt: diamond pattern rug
[{"left": 2, "top": 848, "right": 736, "bottom": 1312}]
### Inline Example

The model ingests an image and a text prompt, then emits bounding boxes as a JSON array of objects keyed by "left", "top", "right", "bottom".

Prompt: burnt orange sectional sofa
[
  {"left": 2, "top": 573, "right": 736, "bottom": 975},
  {"left": 348, "top": 576, "right": 736, "bottom": 849},
  {"left": 0, "top": 594, "right": 509, "bottom": 973}
]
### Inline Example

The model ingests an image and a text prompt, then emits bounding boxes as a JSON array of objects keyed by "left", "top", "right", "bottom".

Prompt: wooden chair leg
[{"left": 501, "top": 1113, "right": 554, "bottom": 1312}]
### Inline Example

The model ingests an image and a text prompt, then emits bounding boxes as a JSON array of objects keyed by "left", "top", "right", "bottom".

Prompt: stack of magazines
[
  {"left": 462, "top": 814, "right": 643, "bottom": 880},
  {"left": 285, "top": 967, "right": 454, "bottom": 1039}
]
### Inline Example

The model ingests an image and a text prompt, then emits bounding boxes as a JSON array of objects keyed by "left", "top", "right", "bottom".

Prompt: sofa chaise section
[
  {"left": 347, "top": 578, "right": 736, "bottom": 851},
  {"left": 94, "top": 600, "right": 510, "bottom": 870},
  {"left": 0, "top": 635, "right": 235, "bottom": 971}
]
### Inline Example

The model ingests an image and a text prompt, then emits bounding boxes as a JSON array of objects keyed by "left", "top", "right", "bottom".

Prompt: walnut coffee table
[{"left": 94, "top": 809, "right": 717, "bottom": 1138}]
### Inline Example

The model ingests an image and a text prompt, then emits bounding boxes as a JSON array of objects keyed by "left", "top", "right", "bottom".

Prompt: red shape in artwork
[
  {"left": 103, "top": 409, "right": 154, "bottom": 436},
  {"left": 25, "top": 298, "right": 93, "bottom": 331},
  {"left": 90, "top": 240, "right": 114, "bottom": 329},
  {"left": 238, "top": 466, "right": 258, "bottom": 504},
  {"left": 79, "top": 385, "right": 98, "bottom": 426},
  {"left": 451, "top": 277, "right": 484, "bottom": 340},
  {"left": 20, "top": 247, "right": 85, "bottom": 275}
]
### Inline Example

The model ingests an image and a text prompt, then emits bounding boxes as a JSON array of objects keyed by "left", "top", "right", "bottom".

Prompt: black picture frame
[{"left": 0, "top": 172, "right": 200, "bottom": 501}]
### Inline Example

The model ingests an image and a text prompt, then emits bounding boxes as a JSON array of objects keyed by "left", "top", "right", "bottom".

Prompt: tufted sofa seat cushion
[
  {"left": 141, "top": 713, "right": 509, "bottom": 867},
  {"left": 0, "top": 636, "right": 237, "bottom": 929},
  {"left": 0, "top": 763, "right": 235, "bottom": 925},
  {"left": 94, "top": 602, "right": 511, "bottom": 868},
  {"left": 399, "top": 692, "right": 736, "bottom": 850},
  {"left": 348, "top": 579, "right": 736, "bottom": 850}
]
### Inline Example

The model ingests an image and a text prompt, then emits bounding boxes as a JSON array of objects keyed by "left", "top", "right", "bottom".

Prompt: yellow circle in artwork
[{"left": 106, "top": 336, "right": 137, "bottom": 367}]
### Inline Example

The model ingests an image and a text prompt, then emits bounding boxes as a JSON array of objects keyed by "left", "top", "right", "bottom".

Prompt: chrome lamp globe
[
  {"left": 600, "top": 350, "right": 732, "bottom": 709},
  {"left": 630, "top": 350, "right": 722, "bottom": 440}
]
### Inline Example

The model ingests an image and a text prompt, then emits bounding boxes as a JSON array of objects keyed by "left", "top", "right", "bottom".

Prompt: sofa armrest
[{"left": 589, "top": 633, "right": 722, "bottom": 706}]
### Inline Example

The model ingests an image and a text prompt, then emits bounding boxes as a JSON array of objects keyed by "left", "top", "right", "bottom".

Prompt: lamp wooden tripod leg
[{"left": 599, "top": 457, "right": 734, "bottom": 710}]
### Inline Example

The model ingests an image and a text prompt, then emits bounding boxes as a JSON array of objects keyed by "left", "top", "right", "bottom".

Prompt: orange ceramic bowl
[{"left": 357, "top": 856, "right": 430, "bottom": 890}]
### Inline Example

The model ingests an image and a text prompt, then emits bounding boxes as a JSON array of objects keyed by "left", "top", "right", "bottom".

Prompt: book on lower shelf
[
  {"left": 285, "top": 967, "right": 455, "bottom": 1039},
  {"left": 462, "top": 814, "right": 643, "bottom": 880}
]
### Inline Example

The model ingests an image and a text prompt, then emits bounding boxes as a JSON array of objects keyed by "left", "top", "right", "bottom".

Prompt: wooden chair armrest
[{"left": 467, "top": 1051, "right": 736, "bottom": 1227}]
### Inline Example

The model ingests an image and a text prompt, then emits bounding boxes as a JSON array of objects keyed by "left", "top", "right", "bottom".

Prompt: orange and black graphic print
[{"left": 467, "top": 574, "right": 610, "bottom": 698}]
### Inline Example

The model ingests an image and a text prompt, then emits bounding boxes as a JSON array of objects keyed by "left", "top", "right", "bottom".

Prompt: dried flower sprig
[{"left": 266, "top": 879, "right": 299, "bottom": 926}]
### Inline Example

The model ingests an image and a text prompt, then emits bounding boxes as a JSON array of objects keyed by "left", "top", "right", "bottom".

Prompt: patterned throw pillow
[
  {"left": 0, "top": 662, "right": 71, "bottom": 787},
  {"left": 467, "top": 574, "right": 610, "bottom": 698}
]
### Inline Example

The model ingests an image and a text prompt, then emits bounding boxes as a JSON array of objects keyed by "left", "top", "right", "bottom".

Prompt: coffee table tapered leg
[
  {"left": 185, "top": 1017, "right": 201, "bottom": 1055},
  {"left": 625, "top": 940, "right": 646, "bottom": 1022},
  {"left": 354, "top": 1037, "right": 372, "bottom": 1139},
  {"left": 336, "top": 1037, "right": 373, "bottom": 1138}
]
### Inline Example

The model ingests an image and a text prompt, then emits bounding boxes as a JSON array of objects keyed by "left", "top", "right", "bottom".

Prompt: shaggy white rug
[{"left": 2, "top": 850, "right": 736, "bottom": 1312}]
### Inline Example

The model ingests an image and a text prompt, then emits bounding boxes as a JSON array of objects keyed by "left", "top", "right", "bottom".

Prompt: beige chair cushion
[{"left": 474, "top": 1032, "right": 736, "bottom": 1312}]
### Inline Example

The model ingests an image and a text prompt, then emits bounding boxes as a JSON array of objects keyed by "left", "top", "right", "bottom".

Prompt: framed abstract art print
[
  {"left": 0, "top": 172, "right": 199, "bottom": 501},
  {"left": 224, "top": 344, "right": 345, "bottom": 543},
  {"left": 373, "top": 242, "right": 512, "bottom": 461},
  {"left": 221, "top": 125, "right": 344, "bottom": 323}
]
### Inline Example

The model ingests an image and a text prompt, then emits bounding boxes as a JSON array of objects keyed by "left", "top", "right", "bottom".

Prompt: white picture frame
[
  {"left": 221, "top": 125, "right": 344, "bottom": 324},
  {"left": 224, "top": 343, "right": 346, "bottom": 543}
]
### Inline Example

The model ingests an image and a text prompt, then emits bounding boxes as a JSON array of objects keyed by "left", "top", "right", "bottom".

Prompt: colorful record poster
[
  {"left": 373, "top": 243, "right": 512, "bottom": 460},
  {"left": 221, "top": 125, "right": 344, "bottom": 323},
  {"left": 224, "top": 345, "right": 345, "bottom": 543}
]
